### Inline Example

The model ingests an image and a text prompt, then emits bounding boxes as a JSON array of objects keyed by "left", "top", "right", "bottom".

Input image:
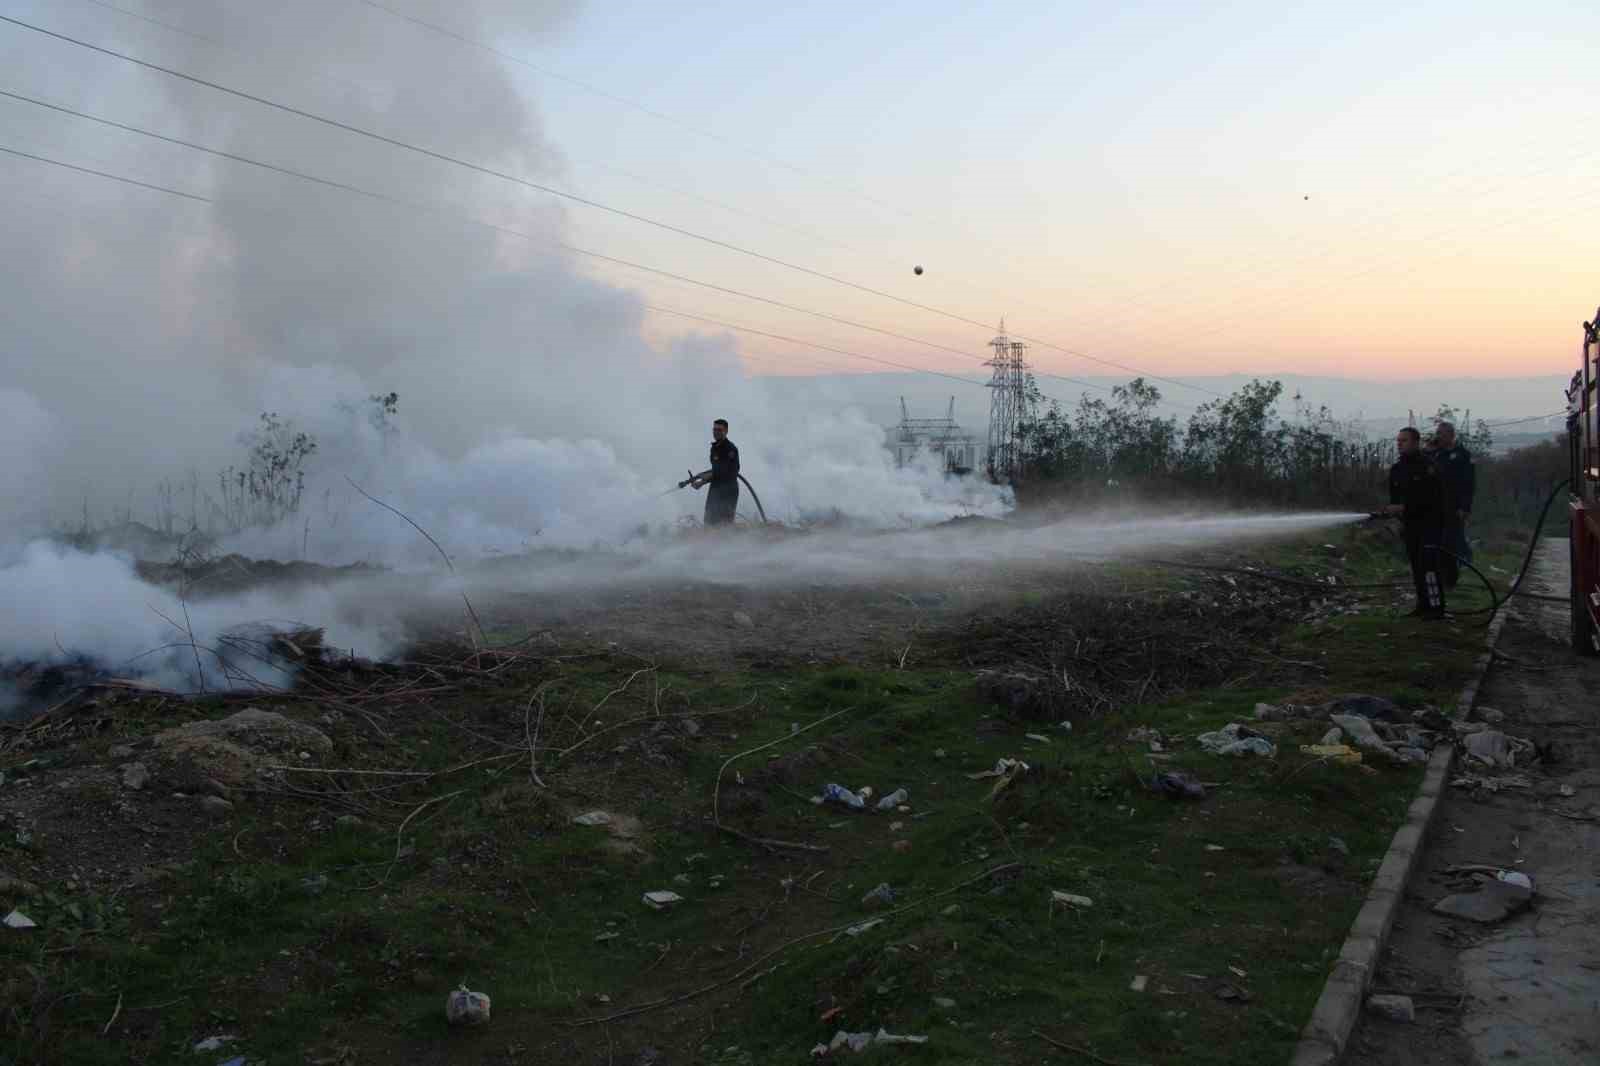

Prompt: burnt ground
[{"left": 1347, "top": 540, "right": 1600, "bottom": 1066}]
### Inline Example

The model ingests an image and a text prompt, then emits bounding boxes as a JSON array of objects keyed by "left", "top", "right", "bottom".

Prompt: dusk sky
[
  {"left": 3, "top": 0, "right": 1596, "bottom": 408},
  {"left": 532, "top": 0, "right": 1599, "bottom": 383}
]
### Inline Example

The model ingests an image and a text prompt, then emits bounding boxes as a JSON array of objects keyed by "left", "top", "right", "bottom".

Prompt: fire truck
[{"left": 1570, "top": 310, "right": 1599, "bottom": 654}]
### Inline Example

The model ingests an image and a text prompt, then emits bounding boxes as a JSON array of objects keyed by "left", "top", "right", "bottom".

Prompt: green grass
[{"left": 0, "top": 521, "right": 1523, "bottom": 1065}]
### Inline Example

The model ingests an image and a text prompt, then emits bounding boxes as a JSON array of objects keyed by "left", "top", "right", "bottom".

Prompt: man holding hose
[
  {"left": 1386, "top": 427, "right": 1449, "bottom": 619},
  {"left": 689, "top": 418, "right": 740, "bottom": 527}
]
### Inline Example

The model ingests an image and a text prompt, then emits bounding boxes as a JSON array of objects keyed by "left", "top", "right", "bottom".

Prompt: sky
[
  {"left": 0, "top": 0, "right": 1593, "bottom": 532},
  {"left": 521, "top": 0, "right": 1600, "bottom": 384}
]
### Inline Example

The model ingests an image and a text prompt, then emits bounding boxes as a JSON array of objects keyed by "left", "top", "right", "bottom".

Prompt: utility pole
[{"left": 985, "top": 318, "right": 1032, "bottom": 482}]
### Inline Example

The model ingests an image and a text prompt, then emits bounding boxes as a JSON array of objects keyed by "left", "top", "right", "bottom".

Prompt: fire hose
[{"left": 675, "top": 469, "right": 770, "bottom": 525}]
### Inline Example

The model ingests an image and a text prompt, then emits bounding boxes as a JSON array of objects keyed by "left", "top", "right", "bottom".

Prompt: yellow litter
[{"left": 1298, "top": 743, "right": 1362, "bottom": 765}]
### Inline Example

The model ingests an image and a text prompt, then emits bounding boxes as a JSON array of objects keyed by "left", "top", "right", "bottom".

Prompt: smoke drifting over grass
[{"left": 0, "top": 3, "right": 1364, "bottom": 711}]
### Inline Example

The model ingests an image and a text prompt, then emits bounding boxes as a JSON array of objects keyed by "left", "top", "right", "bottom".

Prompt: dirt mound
[{"left": 153, "top": 707, "right": 331, "bottom": 786}]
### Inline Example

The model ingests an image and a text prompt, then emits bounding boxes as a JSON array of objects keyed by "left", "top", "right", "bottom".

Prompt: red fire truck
[{"left": 1570, "top": 310, "right": 1599, "bottom": 654}]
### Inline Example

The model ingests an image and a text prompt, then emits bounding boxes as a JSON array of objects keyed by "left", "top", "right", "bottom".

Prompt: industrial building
[{"left": 889, "top": 397, "right": 982, "bottom": 474}]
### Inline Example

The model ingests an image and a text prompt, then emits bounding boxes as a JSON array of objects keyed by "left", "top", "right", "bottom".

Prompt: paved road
[{"left": 1349, "top": 540, "right": 1600, "bottom": 1066}]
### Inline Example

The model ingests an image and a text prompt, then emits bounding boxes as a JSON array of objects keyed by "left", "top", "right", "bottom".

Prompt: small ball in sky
[
  {"left": 913, "top": 265, "right": 924, "bottom": 275},
  {"left": 1303, "top": 195, "right": 1310, "bottom": 201}
]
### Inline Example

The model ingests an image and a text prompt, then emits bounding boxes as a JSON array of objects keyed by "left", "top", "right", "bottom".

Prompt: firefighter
[
  {"left": 1386, "top": 427, "right": 1449, "bottom": 618},
  {"left": 1431, "top": 420, "right": 1475, "bottom": 588},
  {"left": 689, "top": 418, "right": 740, "bottom": 526}
]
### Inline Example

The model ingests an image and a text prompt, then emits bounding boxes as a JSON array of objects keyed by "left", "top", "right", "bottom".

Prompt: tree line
[{"left": 1012, "top": 376, "right": 1568, "bottom": 531}]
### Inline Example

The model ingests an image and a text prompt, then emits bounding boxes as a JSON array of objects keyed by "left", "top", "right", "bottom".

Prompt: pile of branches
[{"left": 958, "top": 567, "right": 1357, "bottom": 719}]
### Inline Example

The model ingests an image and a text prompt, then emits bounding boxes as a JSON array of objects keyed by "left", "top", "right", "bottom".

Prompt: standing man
[
  {"left": 691, "top": 418, "right": 740, "bottom": 526},
  {"left": 1386, "top": 427, "right": 1449, "bottom": 618},
  {"left": 1431, "top": 421, "right": 1475, "bottom": 588}
]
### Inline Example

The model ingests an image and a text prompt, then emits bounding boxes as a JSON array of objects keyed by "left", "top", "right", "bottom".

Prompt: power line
[
  {"left": 0, "top": 142, "right": 209, "bottom": 202},
  {"left": 1482, "top": 410, "right": 1566, "bottom": 430},
  {"left": 0, "top": 11, "right": 1225, "bottom": 402},
  {"left": 355, "top": 0, "right": 916, "bottom": 223},
  {"left": 0, "top": 87, "right": 1116, "bottom": 396}
]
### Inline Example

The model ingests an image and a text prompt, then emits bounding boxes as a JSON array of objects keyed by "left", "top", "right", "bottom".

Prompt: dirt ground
[{"left": 1347, "top": 540, "right": 1600, "bottom": 1066}]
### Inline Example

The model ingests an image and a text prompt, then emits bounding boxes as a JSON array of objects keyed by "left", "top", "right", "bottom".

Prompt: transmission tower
[{"left": 985, "top": 318, "right": 1032, "bottom": 481}]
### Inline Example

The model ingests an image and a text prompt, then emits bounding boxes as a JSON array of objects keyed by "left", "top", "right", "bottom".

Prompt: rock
[
  {"left": 1394, "top": 746, "right": 1429, "bottom": 764},
  {"left": 1150, "top": 770, "right": 1206, "bottom": 799},
  {"left": 679, "top": 718, "right": 701, "bottom": 738},
  {"left": 107, "top": 744, "right": 136, "bottom": 759},
  {"left": 192, "top": 1034, "right": 236, "bottom": 1053},
  {"left": 1463, "top": 730, "right": 1511, "bottom": 768},
  {"left": 199, "top": 795, "right": 234, "bottom": 816},
  {"left": 3, "top": 909, "right": 38, "bottom": 930},
  {"left": 1049, "top": 890, "right": 1094, "bottom": 909},
  {"left": 933, "top": 996, "right": 957, "bottom": 1008},
  {"left": 642, "top": 891, "right": 684, "bottom": 910},
  {"left": 119, "top": 762, "right": 150, "bottom": 791},
  {"left": 0, "top": 875, "right": 40, "bottom": 898},
  {"left": 731, "top": 611, "right": 755, "bottom": 629},
  {"left": 572, "top": 811, "right": 613, "bottom": 827},
  {"left": 1432, "top": 879, "right": 1533, "bottom": 923},
  {"left": 1367, "top": 994, "right": 1416, "bottom": 1022},
  {"left": 335, "top": 814, "right": 366, "bottom": 829},
  {"left": 1328, "top": 836, "right": 1350, "bottom": 856},
  {"left": 1477, "top": 706, "right": 1505, "bottom": 724},
  {"left": 860, "top": 883, "right": 895, "bottom": 910}
]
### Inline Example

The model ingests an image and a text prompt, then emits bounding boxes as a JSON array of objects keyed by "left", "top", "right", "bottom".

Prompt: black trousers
[
  {"left": 704, "top": 485, "right": 739, "bottom": 526},
  {"left": 1404, "top": 522, "right": 1446, "bottom": 615}
]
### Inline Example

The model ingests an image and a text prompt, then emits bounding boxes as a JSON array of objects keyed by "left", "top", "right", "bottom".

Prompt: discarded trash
[
  {"left": 1432, "top": 877, "right": 1532, "bottom": 923},
  {"left": 218, "top": 1057, "right": 248, "bottom": 1066},
  {"left": 1024, "top": 733, "right": 1051, "bottom": 744},
  {"left": 1451, "top": 773, "right": 1532, "bottom": 792},
  {"left": 1149, "top": 770, "right": 1206, "bottom": 800},
  {"left": 1129, "top": 975, "right": 1148, "bottom": 992},
  {"left": 193, "top": 1035, "right": 236, "bottom": 1053},
  {"left": 876, "top": 788, "right": 908, "bottom": 812},
  {"left": 1393, "top": 746, "right": 1429, "bottom": 764},
  {"left": 1204, "top": 844, "right": 1225, "bottom": 852},
  {"left": 845, "top": 918, "right": 884, "bottom": 937},
  {"left": 823, "top": 783, "right": 866, "bottom": 810},
  {"left": 1329, "top": 715, "right": 1388, "bottom": 753},
  {"left": 1319, "top": 726, "right": 1344, "bottom": 746},
  {"left": 811, "top": 1029, "right": 929, "bottom": 1056},
  {"left": 860, "top": 883, "right": 895, "bottom": 910},
  {"left": 572, "top": 811, "right": 612, "bottom": 827},
  {"left": 1496, "top": 870, "right": 1534, "bottom": 891},
  {"left": 966, "top": 757, "right": 1029, "bottom": 798},
  {"left": 1253, "top": 702, "right": 1314, "bottom": 721},
  {"left": 1197, "top": 723, "right": 1275, "bottom": 757},
  {"left": 1050, "top": 890, "right": 1093, "bottom": 910},
  {"left": 1559, "top": 784, "right": 1577, "bottom": 797},
  {"left": 1463, "top": 730, "right": 1512, "bottom": 768},
  {"left": 2, "top": 909, "right": 36, "bottom": 930},
  {"left": 858, "top": 786, "right": 875, "bottom": 800},
  {"left": 1366, "top": 993, "right": 1415, "bottom": 1023},
  {"left": 891, "top": 840, "right": 912, "bottom": 854},
  {"left": 445, "top": 985, "right": 491, "bottom": 1026},
  {"left": 1298, "top": 743, "right": 1363, "bottom": 764},
  {"left": 594, "top": 931, "right": 620, "bottom": 943},
  {"left": 642, "top": 891, "right": 684, "bottom": 910}
]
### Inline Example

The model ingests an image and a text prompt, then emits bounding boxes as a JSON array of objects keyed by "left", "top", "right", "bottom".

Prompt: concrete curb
[{"left": 1288, "top": 600, "right": 1517, "bottom": 1066}]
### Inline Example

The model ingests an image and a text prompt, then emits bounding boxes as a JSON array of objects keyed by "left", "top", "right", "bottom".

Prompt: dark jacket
[
  {"left": 708, "top": 438, "right": 740, "bottom": 489},
  {"left": 1431, "top": 445, "right": 1475, "bottom": 513},
  {"left": 1390, "top": 451, "right": 1448, "bottom": 525}
]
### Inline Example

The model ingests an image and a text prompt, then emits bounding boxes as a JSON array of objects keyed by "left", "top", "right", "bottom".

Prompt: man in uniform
[
  {"left": 1386, "top": 427, "right": 1449, "bottom": 618},
  {"left": 1430, "top": 421, "right": 1475, "bottom": 588},
  {"left": 690, "top": 418, "right": 740, "bottom": 526}
]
